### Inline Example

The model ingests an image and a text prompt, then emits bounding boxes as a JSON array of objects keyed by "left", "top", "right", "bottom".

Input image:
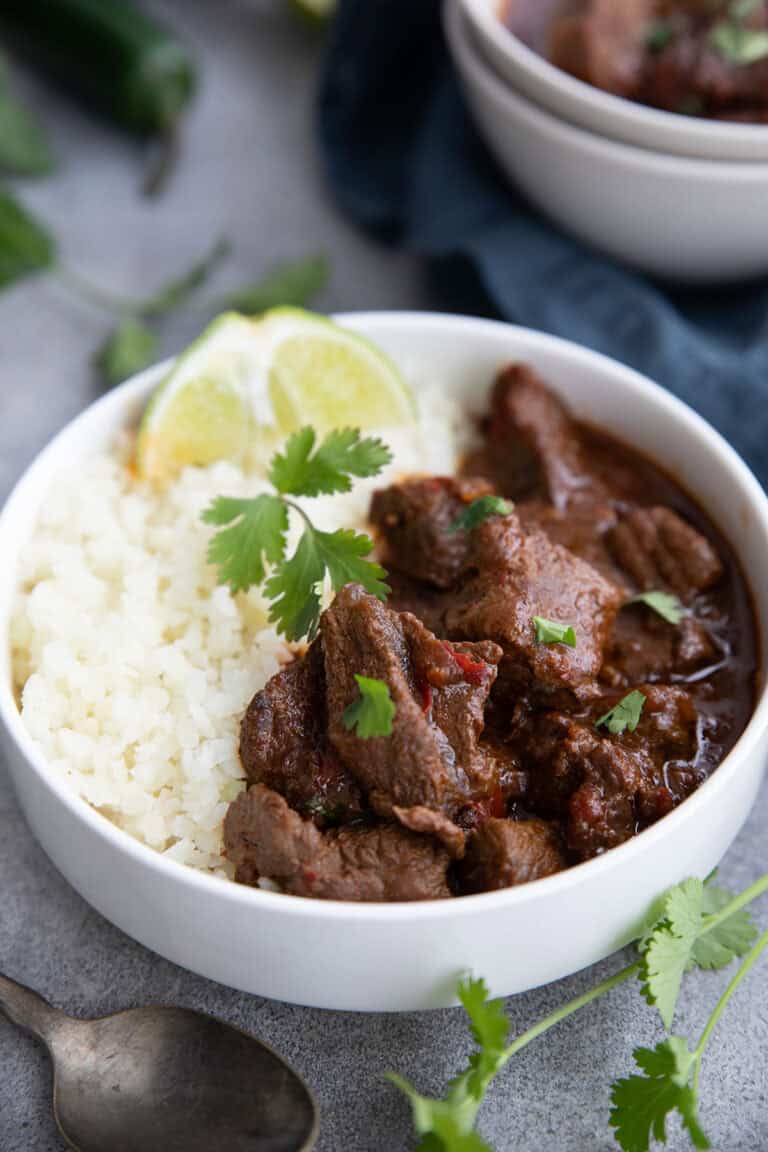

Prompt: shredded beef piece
[
  {"left": 371, "top": 476, "right": 495, "bottom": 589},
  {"left": 521, "top": 686, "right": 698, "bottom": 858},
  {"left": 466, "top": 363, "right": 605, "bottom": 509},
  {"left": 239, "top": 642, "right": 363, "bottom": 825},
  {"left": 446, "top": 516, "right": 622, "bottom": 705},
  {"left": 601, "top": 606, "right": 717, "bottom": 688},
  {"left": 322, "top": 585, "right": 502, "bottom": 838},
  {"left": 224, "top": 784, "right": 451, "bottom": 901},
  {"left": 458, "top": 818, "right": 567, "bottom": 893},
  {"left": 607, "top": 506, "right": 723, "bottom": 602}
]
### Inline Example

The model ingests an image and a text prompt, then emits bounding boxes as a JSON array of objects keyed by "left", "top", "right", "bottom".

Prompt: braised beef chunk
[
  {"left": 446, "top": 516, "right": 622, "bottom": 704},
  {"left": 458, "top": 818, "right": 567, "bottom": 893},
  {"left": 602, "top": 607, "right": 716, "bottom": 688},
  {"left": 225, "top": 361, "right": 754, "bottom": 902},
  {"left": 546, "top": 1, "right": 768, "bottom": 124},
  {"left": 608, "top": 507, "right": 723, "bottom": 602},
  {"left": 225, "top": 785, "right": 451, "bottom": 901},
  {"left": 239, "top": 643, "right": 364, "bottom": 825},
  {"left": 370, "top": 476, "right": 495, "bottom": 589},
  {"left": 322, "top": 584, "right": 501, "bottom": 840},
  {"left": 467, "top": 363, "right": 602, "bottom": 509}
]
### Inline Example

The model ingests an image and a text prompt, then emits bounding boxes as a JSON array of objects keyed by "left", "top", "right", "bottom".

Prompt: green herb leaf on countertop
[
  {"left": 0, "top": 51, "right": 54, "bottom": 176},
  {"left": 140, "top": 236, "right": 230, "bottom": 318},
  {"left": 448, "top": 495, "right": 513, "bottom": 535},
  {"left": 95, "top": 318, "right": 158, "bottom": 388},
  {"left": 710, "top": 19, "right": 768, "bottom": 64},
  {"left": 265, "top": 523, "right": 389, "bottom": 642},
  {"left": 610, "top": 1037, "right": 710, "bottom": 1152},
  {"left": 269, "top": 426, "right": 392, "bottom": 497},
  {"left": 730, "top": 0, "right": 764, "bottom": 23},
  {"left": 629, "top": 590, "right": 686, "bottom": 626},
  {"left": 202, "top": 495, "right": 289, "bottom": 595},
  {"left": 533, "top": 616, "right": 577, "bottom": 647},
  {"left": 342, "top": 675, "right": 396, "bottom": 739},
  {"left": 0, "top": 192, "right": 55, "bottom": 289},
  {"left": 596, "top": 690, "right": 646, "bottom": 736},
  {"left": 222, "top": 253, "right": 329, "bottom": 314}
]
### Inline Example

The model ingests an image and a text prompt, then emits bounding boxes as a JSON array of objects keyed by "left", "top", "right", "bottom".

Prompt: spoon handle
[{"left": 0, "top": 972, "right": 65, "bottom": 1045}]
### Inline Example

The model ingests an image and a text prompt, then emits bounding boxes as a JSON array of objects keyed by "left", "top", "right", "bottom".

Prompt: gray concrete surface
[{"left": 1, "top": 2, "right": 766, "bottom": 1149}]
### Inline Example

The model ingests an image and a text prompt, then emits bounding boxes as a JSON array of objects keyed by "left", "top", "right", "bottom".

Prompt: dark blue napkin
[{"left": 318, "top": 0, "right": 768, "bottom": 483}]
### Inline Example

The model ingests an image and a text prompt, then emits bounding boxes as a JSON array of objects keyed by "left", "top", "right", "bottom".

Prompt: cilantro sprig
[
  {"left": 342, "top": 675, "right": 396, "bottom": 739},
  {"left": 202, "top": 426, "right": 391, "bottom": 641},
  {"left": 390, "top": 871, "right": 768, "bottom": 1152}
]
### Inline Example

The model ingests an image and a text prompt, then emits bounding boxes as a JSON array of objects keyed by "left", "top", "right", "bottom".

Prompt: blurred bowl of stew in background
[
  {"left": 459, "top": 0, "right": 768, "bottom": 161},
  {"left": 446, "top": 0, "right": 768, "bottom": 283}
]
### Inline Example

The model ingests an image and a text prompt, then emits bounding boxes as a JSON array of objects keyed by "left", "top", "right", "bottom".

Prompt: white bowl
[
  {"left": 1, "top": 312, "right": 767, "bottom": 1012},
  {"left": 460, "top": 0, "right": 768, "bottom": 162},
  {"left": 447, "top": 0, "right": 768, "bottom": 284}
]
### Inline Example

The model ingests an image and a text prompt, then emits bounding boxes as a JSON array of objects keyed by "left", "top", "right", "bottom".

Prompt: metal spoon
[{"left": 0, "top": 972, "right": 319, "bottom": 1152}]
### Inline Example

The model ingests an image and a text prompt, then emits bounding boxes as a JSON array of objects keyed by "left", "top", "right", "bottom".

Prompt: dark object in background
[{"left": 0, "top": 0, "right": 196, "bottom": 135}]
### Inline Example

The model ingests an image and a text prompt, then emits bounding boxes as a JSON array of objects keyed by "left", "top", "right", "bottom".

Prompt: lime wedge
[
  {"left": 261, "top": 308, "right": 415, "bottom": 435},
  {"left": 136, "top": 313, "right": 259, "bottom": 482},
  {"left": 135, "top": 308, "right": 415, "bottom": 482}
]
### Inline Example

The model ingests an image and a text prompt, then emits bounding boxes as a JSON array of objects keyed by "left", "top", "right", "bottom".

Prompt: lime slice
[
  {"left": 136, "top": 308, "right": 415, "bottom": 482},
  {"left": 261, "top": 307, "right": 416, "bottom": 435},
  {"left": 136, "top": 313, "right": 259, "bottom": 482}
]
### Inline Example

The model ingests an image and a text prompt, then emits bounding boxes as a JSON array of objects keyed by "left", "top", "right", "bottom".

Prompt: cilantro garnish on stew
[
  {"left": 342, "top": 675, "right": 396, "bottom": 739},
  {"left": 448, "top": 494, "right": 513, "bottom": 534},
  {"left": 533, "top": 616, "right": 577, "bottom": 647},
  {"left": 629, "top": 591, "right": 686, "bottom": 626},
  {"left": 202, "top": 426, "right": 391, "bottom": 641},
  {"left": 597, "top": 690, "right": 647, "bottom": 736}
]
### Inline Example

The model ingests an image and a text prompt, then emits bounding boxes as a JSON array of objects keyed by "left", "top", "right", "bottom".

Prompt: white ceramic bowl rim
[
  {"left": 461, "top": 0, "right": 768, "bottom": 148},
  {"left": 453, "top": 2, "right": 768, "bottom": 179},
  {"left": 2, "top": 312, "right": 767, "bottom": 926}
]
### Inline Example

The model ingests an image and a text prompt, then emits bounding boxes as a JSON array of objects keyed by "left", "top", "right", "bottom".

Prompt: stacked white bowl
[{"left": 449, "top": 0, "right": 768, "bottom": 283}]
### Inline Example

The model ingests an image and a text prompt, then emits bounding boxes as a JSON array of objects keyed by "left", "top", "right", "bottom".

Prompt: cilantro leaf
[
  {"left": 710, "top": 19, "right": 768, "bottom": 64},
  {"left": 0, "top": 51, "right": 54, "bottom": 176},
  {"left": 269, "top": 426, "right": 392, "bottom": 497},
  {"left": 389, "top": 977, "right": 508, "bottom": 1151},
  {"left": 639, "top": 876, "right": 759, "bottom": 1029},
  {"left": 629, "top": 591, "right": 686, "bottom": 626},
  {"left": 448, "top": 495, "right": 513, "bottom": 535},
  {"left": 533, "top": 616, "right": 577, "bottom": 647},
  {"left": 644, "top": 19, "right": 675, "bottom": 53},
  {"left": 0, "top": 192, "right": 55, "bottom": 290},
  {"left": 265, "top": 523, "right": 389, "bottom": 641},
  {"left": 202, "top": 495, "right": 288, "bottom": 594},
  {"left": 96, "top": 319, "right": 157, "bottom": 388},
  {"left": 640, "top": 879, "right": 704, "bottom": 1030},
  {"left": 596, "top": 690, "right": 646, "bottom": 736},
  {"left": 692, "top": 882, "right": 758, "bottom": 970},
  {"left": 610, "top": 1037, "right": 709, "bottom": 1152},
  {"left": 140, "top": 237, "right": 230, "bottom": 319},
  {"left": 342, "top": 675, "right": 395, "bottom": 739},
  {"left": 222, "top": 253, "right": 328, "bottom": 314}
]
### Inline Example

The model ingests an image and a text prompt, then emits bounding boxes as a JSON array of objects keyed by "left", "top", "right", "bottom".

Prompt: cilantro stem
[
  {"left": 698, "top": 872, "right": 768, "bottom": 938},
  {"left": 692, "top": 927, "right": 768, "bottom": 1097},
  {"left": 284, "top": 498, "right": 313, "bottom": 527},
  {"left": 502, "top": 960, "right": 640, "bottom": 1062}
]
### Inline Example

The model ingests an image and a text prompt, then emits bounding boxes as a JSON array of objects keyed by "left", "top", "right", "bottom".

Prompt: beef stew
[{"left": 225, "top": 364, "right": 757, "bottom": 901}]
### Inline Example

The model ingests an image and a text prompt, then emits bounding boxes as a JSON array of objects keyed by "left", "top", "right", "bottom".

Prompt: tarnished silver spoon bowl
[{"left": 0, "top": 972, "right": 319, "bottom": 1152}]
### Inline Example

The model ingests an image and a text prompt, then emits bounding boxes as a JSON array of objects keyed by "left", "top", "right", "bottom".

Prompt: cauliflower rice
[{"left": 11, "top": 388, "right": 464, "bottom": 876}]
